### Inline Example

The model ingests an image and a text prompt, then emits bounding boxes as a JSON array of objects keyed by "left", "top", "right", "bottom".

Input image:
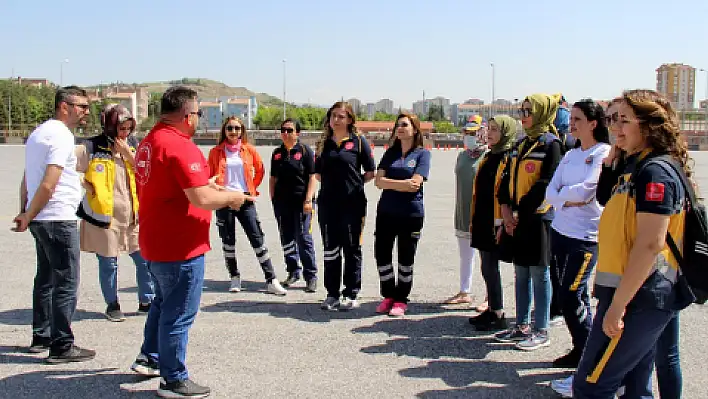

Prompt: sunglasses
[
  {"left": 604, "top": 113, "right": 619, "bottom": 126},
  {"left": 518, "top": 108, "right": 532, "bottom": 118},
  {"left": 67, "top": 102, "right": 90, "bottom": 110},
  {"left": 226, "top": 125, "right": 242, "bottom": 132},
  {"left": 280, "top": 128, "right": 295, "bottom": 134},
  {"left": 188, "top": 110, "right": 203, "bottom": 118},
  {"left": 396, "top": 122, "right": 410, "bottom": 128}
]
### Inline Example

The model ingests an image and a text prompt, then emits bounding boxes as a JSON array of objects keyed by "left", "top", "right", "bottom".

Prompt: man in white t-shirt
[{"left": 12, "top": 86, "right": 96, "bottom": 364}]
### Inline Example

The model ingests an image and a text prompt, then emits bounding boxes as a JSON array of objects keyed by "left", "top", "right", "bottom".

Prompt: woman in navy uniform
[
  {"left": 573, "top": 90, "right": 691, "bottom": 399},
  {"left": 270, "top": 118, "right": 318, "bottom": 293},
  {"left": 494, "top": 93, "right": 563, "bottom": 351},
  {"left": 315, "top": 102, "right": 375, "bottom": 311},
  {"left": 373, "top": 112, "right": 431, "bottom": 317}
]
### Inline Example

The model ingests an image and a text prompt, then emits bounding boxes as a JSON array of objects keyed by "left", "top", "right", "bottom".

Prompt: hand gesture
[
  {"left": 229, "top": 192, "right": 256, "bottom": 211},
  {"left": 602, "top": 301, "right": 625, "bottom": 338},
  {"left": 303, "top": 200, "right": 313, "bottom": 213},
  {"left": 406, "top": 179, "right": 421, "bottom": 192},
  {"left": 604, "top": 144, "right": 621, "bottom": 167},
  {"left": 114, "top": 137, "right": 131, "bottom": 156},
  {"left": 208, "top": 176, "right": 225, "bottom": 192},
  {"left": 12, "top": 213, "right": 30, "bottom": 232}
]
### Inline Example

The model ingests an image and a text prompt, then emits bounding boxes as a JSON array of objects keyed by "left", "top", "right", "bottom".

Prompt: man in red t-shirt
[{"left": 129, "top": 86, "right": 252, "bottom": 398}]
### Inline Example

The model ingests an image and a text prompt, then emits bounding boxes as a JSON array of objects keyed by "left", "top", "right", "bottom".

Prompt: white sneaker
[
  {"left": 229, "top": 276, "right": 241, "bottom": 292},
  {"left": 551, "top": 375, "right": 573, "bottom": 398},
  {"left": 339, "top": 297, "right": 360, "bottom": 311},
  {"left": 266, "top": 279, "right": 287, "bottom": 296}
]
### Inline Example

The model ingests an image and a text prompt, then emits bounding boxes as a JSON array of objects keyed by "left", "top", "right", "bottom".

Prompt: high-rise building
[
  {"left": 375, "top": 98, "right": 394, "bottom": 114},
  {"left": 656, "top": 63, "right": 696, "bottom": 110},
  {"left": 347, "top": 98, "right": 362, "bottom": 114}
]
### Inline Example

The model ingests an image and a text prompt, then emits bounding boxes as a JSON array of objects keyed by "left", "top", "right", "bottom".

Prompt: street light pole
[
  {"left": 60, "top": 59, "right": 69, "bottom": 86},
  {"left": 701, "top": 68, "right": 708, "bottom": 134},
  {"left": 8, "top": 68, "right": 13, "bottom": 137},
  {"left": 282, "top": 59, "right": 287, "bottom": 121},
  {"left": 490, "top": 62, "right": 496, "bottom": 117}
]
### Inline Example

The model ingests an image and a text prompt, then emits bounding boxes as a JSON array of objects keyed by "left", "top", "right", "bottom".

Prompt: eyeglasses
[
  {"left": 518, "top": 108, "right": 532, "bottom": 118},
  {"left": 280, "top": 128, "right": 295, "bottom": 134},
  {"left": 66, "top": 102, "right": 90, "bottom": 110},
  {"left": 226, "top": 125, "right": 242, "bottom": 132},
  {"left": 187, "top": 110, "right": 203, "bottom": 118},
  {"left": 604, "top": 113, "right": 619, "bottom": 126}
]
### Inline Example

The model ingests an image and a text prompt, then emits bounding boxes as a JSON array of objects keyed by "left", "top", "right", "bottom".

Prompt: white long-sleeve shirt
[{"left": 546, "top": 142, "right": 611, "bottom": 242}]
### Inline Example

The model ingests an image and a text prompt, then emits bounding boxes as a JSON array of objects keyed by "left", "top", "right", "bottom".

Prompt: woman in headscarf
[
  {"left": 494, "top": 94, "right": 563, "bottom": 351},
  {"left": 444, "top": 115, "right": 488, "bottom": 306},
  {"left": 467, "top": 115, "right": 517, "bottom": 331},
  {"left": 76, "top": 104, "right": 154, "bottom": 322}
]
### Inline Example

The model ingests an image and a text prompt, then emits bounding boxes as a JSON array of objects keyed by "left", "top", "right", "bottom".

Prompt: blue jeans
[
  {"left": 29, "top": 221, "right": 80, "bottom": 352},
  {"left": 514, "top": 265, "right": 551, "bottom": 331},
  {"left": 140, "top": 255, "right": 205, "bottom": 382},
  {"left": 656, "top": 314, "right": 682, "bottom": 399},
  {"left": 97, "top": 251, "right": 154, "bottom": 305}
]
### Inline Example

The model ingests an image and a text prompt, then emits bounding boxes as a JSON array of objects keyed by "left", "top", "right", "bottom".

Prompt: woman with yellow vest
[
  {"left": 467, "top": 115, "right": 517, "bottom": 331},
  {"left": 76, "top": 104, "right": 154, "bottom": 322},
  {"left": 494, "top": 94, "right": 562, "bottom": 351},
  {"left": 573, "top": 90, "right": 692, "bottom": 399}
]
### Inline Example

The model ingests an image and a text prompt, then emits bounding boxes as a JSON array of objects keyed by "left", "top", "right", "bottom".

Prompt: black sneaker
[
  {"left": 105, "top": 302, "right": 126, "bottom": 322},
  {"left": 281, "top": 274, "right": 300, "bottom": 287},
  {"left": 157, "top": 378, "right": 210, "bottom": 398},
  {"left": 553, "top": 347, "right": 583, "bottom": 368},
  {"left": 469, "top": 309, "right": 493, "bottom": 325},
  {"left": 304, "top": 279, "right": 317, "bottom": 293},
  {"left": 28, "top": 336, "right": 51, "bottom": 353},
  {"left": 46, "top": 345, "right": 96, "bottom": 364},
  {"left": 471, "top": 310, "right": 509, "bottom": 332},
  {"left": 138, "top": 302, "right": 151, "bottom": 314},
  {"left": 131, "top": 353, "right": 160, "bottom": 377}
]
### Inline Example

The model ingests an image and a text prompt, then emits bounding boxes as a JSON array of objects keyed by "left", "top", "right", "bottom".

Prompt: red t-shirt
[{"left": 135, "top": 123, "right": 211, "bottom": 262}]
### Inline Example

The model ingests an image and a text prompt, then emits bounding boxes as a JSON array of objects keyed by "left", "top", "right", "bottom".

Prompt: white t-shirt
[
  {"left": 25, "top": 119, "right": 82, "bottom": 221},
  {"left": 545, "top": 142, "right": 611, "bottom": 242},
  {"left": 224, "top": 149, "right": 247, "bottom": 192}
]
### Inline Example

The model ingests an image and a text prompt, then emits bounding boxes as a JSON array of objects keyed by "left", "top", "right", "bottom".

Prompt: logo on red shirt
[
  {"left": 344, "top": 141, "right": 355, "bottom": 151},
  {"left": 645, "top": 182, "right": 665, "bottom": 202},
  {"left": 135, "top": 144, "right": 152, "bottom": 185},
  {"left": 189, "top": 162, "right": 202, "bottom": 173},
  {"left": 524, "top": 162, "right": 536, "bottom": 173},
  {"left": 294, "top": 152, "right": 302, "bottom": 161},
  {"left": 274, "top": 153, "right": 282, "bottom": 161}
]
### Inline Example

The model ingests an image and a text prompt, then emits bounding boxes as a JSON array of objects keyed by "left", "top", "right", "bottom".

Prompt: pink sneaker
[
  {"left": 376, "top": 298, "right": 395, "bottom": 314},
  {"left": 389, "top": 302, "right": 408, "bottom": 317}
]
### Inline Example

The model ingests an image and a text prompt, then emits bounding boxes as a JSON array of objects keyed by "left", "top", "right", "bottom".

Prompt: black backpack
[{"left": 632, "top": 155, "right": 708, "bottom": 305}]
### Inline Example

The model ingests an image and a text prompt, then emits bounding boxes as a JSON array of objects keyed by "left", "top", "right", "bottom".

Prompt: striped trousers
[
  {"left": 374, "top": 213, "right": 424, "bottom": 303},
  {"left": 216, "top": 204, "right": 276, "bottom": 282}
]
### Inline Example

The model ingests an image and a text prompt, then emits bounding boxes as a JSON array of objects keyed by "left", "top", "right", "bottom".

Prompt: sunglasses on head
[
  {"left": 280, "top": 127, "right": 295, "bottom": 134},
  {"left": 518, "top": 108, "right": 532, "bottom": 118},
  {"left": 226, "top": 125, "right": 242, "bottom": 132}
]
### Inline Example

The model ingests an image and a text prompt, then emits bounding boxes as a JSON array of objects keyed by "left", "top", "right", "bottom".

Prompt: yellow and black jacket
[
  {"left": 498, "top": 132, "right": 562, "bottom": 217},
  {"left": 595, "top": 151, "right": 686, "bottom": 309},
  {"left": 76, "top": 135, "right": 140, "bottom": 228},
  {"left": 496, "top": 132, "right": 562, "bottom": 266},
  {"left": 470, "top": 150, "right": 510, "bottom": 252}
]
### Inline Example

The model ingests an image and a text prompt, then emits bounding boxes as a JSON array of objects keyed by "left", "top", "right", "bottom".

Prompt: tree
[
  {"left": 427, "top": 104, "right": 445, "bottom": 122},
  {"left": 373, "top": 111, "right": 396, "bottom": 121},
  {"left": 433, "top": 121, "right": 458, "bottom": 133}
]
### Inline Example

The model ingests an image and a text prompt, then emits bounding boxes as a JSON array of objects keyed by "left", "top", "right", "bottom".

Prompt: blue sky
[{"left": 3, "top": 0, "right": 708, "bottom": 108}]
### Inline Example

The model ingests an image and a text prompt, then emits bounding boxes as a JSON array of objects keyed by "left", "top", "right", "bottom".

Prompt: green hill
[{"left": 87, "top": 78, "right": 283, "bottom": 106}]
